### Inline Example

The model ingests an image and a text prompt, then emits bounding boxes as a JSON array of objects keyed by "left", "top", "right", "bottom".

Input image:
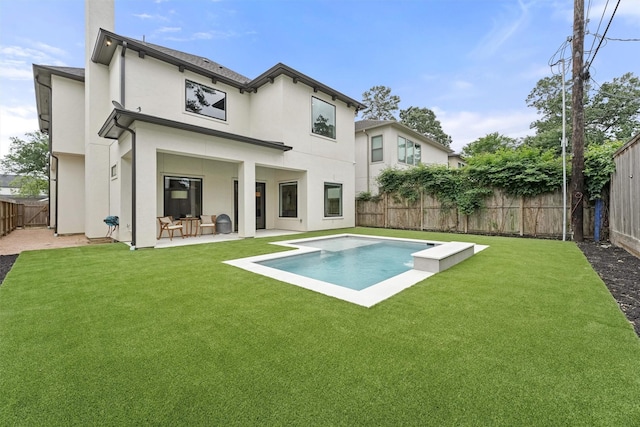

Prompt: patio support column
[{"left": 238, "top": 160, "right": 256, "bottom": 238}]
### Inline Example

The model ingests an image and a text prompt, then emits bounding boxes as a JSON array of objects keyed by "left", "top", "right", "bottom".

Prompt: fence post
[{"left": 519, "top": 197, "right": 525, "bottom": 236}]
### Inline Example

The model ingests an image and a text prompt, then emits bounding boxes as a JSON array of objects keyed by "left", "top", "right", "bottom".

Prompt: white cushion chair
[
  {"left": 157, "top": 216, "right": 184, "bottom": 240},
  {"left": 199, "top": 215, "right": 217, "bottom": 236}
]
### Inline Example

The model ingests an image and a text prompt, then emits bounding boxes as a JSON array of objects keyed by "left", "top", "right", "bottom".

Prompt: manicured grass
[{"left": 1, "top": 227, "right": 639, "bottom": 425}]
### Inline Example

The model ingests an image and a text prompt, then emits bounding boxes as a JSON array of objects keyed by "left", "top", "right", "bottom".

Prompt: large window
[
  {"left": 311, "top": 97, "right": 336, "bottom": 139},
  {"left": 164, "top": 176, "right": 202, "bottom": 219},
  {"left": 185, "top": 80, "right": 226, "bottom": 120},
  {"left": 398, "top": 136, "right": 421, "bottom": 165},
  {"left": 324, "top": 183, "right": 342, "bottom": 217},
  {"left": 279, "top": 182, "right": 298, "bottom": 218},
  {"left": 371, "top": 135, "right": 383, "bottom": 162}
]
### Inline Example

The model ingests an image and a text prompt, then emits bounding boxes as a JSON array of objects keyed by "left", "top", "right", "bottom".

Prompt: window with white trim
[
  {"left": 311, "top": 97, "right": 336, "bottom": 139},
  {"left": 398, "top": 136, "right": 421, "bottom": 165},
  {"left": 371, "top": 135, "right": 383, "bottom": 162},
  {"left": 185, "top": 80, "right": 226, "bottom": 121}
]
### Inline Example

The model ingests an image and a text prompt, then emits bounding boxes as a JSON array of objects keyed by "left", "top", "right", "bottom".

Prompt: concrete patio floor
[{"left": 0, "top": 227, "right": 301, "bottom": 255}]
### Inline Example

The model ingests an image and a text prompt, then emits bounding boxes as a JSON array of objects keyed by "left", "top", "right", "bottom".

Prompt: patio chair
[
  {"left": 199, "top": 215, "right": 217, "bottom": 236},
  {"left": 157, "top": 216, "right": 184, "bottom": 240}
]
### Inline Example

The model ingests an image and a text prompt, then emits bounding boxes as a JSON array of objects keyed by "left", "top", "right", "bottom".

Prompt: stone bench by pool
[{"left": 412, "top": 241, "right": 476, "bottom": 273}]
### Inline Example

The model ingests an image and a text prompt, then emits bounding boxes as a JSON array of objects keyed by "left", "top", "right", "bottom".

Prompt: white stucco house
[
  {"left": 354, "top": 120, "right": 452, "bottom": 195},
  {"left": 33, "top": 0, "right": 365, "bottom": 249}
]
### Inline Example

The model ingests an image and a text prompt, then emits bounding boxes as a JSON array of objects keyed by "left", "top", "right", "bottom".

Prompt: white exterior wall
[
  {"left": 84, "top": 0, "right": 114, "bottom": 238},
  {"left": 49, "top": 75, "right": 86, "bottom": 234},
  {"left": 38, "top": 0, "right": 359, "bottom": 248},
  {"left": 55, "top": 154, "right": 85, "bottom": 234},
  {"left": 355, "top": 124, "right": 450, "bottom": 194},
  {"left": 123, "top": 51, "right": 252, "bottom": 135},
  {"left": 51, "top": 76, "right": 85, "bottom": 155}
]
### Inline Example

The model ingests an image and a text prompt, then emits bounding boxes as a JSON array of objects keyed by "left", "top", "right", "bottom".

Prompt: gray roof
[
  {"left": 33, "top": 65, "right": 85, "bottom": 133},
  {"left": 355, "top": 120, "right": 395, "bottom": 131},
  {"left": 91, "top": 29, "right": 365, "bottom": 110},
  {"left": 354, "top": 120, "right": 453, "bottom": 153},
  {"left": 0, "top": 174, "right": 19, "bottom": 187}
]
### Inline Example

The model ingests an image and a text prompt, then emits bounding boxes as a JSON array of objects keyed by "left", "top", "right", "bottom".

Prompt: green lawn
[{"left": 1, "top": 227, "right": 639, "bottom": 426}]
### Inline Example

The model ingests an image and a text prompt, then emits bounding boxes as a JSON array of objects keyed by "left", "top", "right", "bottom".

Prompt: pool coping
[{"left": 224, "top": 234, "right": 488, "bottom": 308}]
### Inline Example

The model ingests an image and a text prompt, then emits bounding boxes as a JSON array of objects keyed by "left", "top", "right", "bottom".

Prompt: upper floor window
[
  {"left": 311, "top": 97, "right": 336, "bottom": 139},
  {"left": 398, "top": 136, "right": 421, "bottom": 165},
  {"left": 185, "top": 80, "right": 226, "bottom": 121},
  {"left": 371, "top": 135, "right": 383, "bottom": 162}
]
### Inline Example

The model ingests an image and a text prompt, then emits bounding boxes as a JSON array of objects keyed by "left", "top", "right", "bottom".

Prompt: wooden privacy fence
[
  {"left": 610, "top": 133, "right": 640, "bottom": 256},
  {"left": 0, "top": 200, "right": 49, "bottom": 237},
  {"left": 356, "top": 189, "right": 596, "bottom": 239},
  {"left": 1, "top": 200, "right": 19, "bottom": 237}
]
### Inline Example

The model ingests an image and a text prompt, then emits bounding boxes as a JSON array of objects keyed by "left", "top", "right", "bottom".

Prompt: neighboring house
[
  {"left": 0, "top": 174, "right": 19, "bottom": 200},
  {"left": 448, "top": 153, "right": 466, "bottom": 169},
  {"left": 354, "top": 120, "right": 452, "bottom": 194},
  {"left": 33, "top": 0, "right": 365, "bottom": 248},
  {"left": 0, "top": 174, "right": 46, "bottom": 202}
]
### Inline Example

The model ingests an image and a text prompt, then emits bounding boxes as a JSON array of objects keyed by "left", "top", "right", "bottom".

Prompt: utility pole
[{"left": 571, "top": 0, "right": 585, "bottom": 242}]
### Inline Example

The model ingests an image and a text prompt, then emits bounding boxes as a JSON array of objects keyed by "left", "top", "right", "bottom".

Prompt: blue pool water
[{"left": 258, "top": 236, "right": 435, "bottom": 290}]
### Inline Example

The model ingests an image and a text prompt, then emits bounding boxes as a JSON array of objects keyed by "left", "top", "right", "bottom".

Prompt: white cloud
[
  {"left": 0, "top": 62, "right": 33, "bottom": 80},
  {"left": 133, "top": 13, "right": 169, "bottom": 21},
  {"left": 0, "top": 44, "right": 66, "bottom": 78},
  {"left": 589, "top": 0, "right": 640, "bottom": 26},
  {"left": 470, "top": 0, "right": 532, "bottom": 58},
  {"left": 0, "top": 105, "right": 39, "bottom": 161},
  {"left": 435, "top": 108, "right": 539, "bottom": 152},
  {"left": 157, "top": 26, "right": 181, "bottom": 33},
  {"left": 453, "top": 80, "right": 473, "bottom": 90}
]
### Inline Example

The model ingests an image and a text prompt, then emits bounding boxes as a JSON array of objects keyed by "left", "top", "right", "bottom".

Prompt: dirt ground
[{"left": 1, "top": 229, "right": 638, "bottom": 336}]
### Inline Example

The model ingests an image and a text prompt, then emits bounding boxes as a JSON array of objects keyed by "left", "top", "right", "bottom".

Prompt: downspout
[
  {"left": 35, "top": 76, "right": 59, "bottom": 235},
  {"left": 363, "top": 129, "right": 370, "bottom": 193},
  {"left": 113, "top": 41, "right": 138, "bottom": 249},
  {"left": 113, "top": 118, "right": 136, "bottom": 250},
  {"left": 120, "top": 41, "right": 127, "bottom": 105}
]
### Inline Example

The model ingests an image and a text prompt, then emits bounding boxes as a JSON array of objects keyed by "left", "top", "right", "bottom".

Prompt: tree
[
  {"left": 586, "top": 73, "right": 640, "bottom": 144},
  {"left": 360, "top": 85, "right": 400, "bottom": 120},
  {"left": 0, "top": 131, "right": 49, "bottom": 197},
  {"left": 525, "top": 72, "right": 640, "bottom": 154},
  {"left": 462, "top": 132, "right": 518, "bottom": 158},
  {"left": 399, "top": 106, "right": 452, "bottom": 148}
]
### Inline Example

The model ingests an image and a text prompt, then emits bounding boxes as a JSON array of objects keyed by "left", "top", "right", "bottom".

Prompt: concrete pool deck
[{"left": 225, "top": 234, "right": 488, "bottom": 308}]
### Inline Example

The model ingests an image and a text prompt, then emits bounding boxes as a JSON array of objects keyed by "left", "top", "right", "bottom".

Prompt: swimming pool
[
  {"left": 258, "top": 236, "right": 435, "bottom": 290},
  {"left": 224, "top": 234, "right": 485, "bottom": 307}
]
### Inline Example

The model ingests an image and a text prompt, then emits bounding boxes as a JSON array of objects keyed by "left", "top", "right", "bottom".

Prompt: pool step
[{"left": 412, "top": 242, "right": 476, "bottom": 273}]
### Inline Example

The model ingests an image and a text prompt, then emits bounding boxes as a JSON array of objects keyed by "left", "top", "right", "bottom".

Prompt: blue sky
[{"left": 1, "top": 0, "right": 639, "bottom": 161}]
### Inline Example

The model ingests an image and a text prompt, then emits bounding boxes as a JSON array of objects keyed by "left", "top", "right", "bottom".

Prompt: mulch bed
[
  {"left": 577, "top": 241, "right": 640, "bottom": 337},
  {"left": 1, "top": 242, "right": 638, "bottom": 335}
]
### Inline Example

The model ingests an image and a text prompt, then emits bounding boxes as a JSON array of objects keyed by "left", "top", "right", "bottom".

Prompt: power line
[
  {"left": 585, "top": 0, "right": 622, "bottom": 73},
  {"left": 585, "top": 0, "right": 610, "bottom": 65},
  {"left": 605, "top": 36, "right": 640, "bottom": 42}
]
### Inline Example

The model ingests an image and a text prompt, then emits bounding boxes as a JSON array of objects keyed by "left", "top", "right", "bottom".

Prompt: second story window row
[{"left": 398, "top": 136, "right": 421, "bottom": 165}]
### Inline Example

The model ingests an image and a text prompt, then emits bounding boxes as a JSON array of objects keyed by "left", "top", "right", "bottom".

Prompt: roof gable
[
  {"left": 355, "top": 120, "right": 453, "bottom": 153},
  {"left": 91, "top": 29, "right": 365, "bottom": 111}
]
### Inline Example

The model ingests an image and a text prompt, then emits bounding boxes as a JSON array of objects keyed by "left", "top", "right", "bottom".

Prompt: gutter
[
  {"left": 35, "top": 76, "right": 59, "bottom": 235},
  {"left": 113, "top": 118, "right": 137, "bottom": 250}
]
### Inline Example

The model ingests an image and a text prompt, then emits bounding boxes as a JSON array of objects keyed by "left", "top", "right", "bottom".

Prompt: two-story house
[
  {"left": 33, "top": 0, "right": 364, "bottom": 249},
  {"left": 354, "top": 120, "right": 452, "bottom": 195}
]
